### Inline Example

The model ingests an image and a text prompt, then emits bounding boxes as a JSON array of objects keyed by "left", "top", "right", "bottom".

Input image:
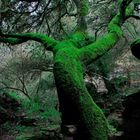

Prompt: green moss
[
  {"left": 69, "top": 31, "right": 87, "bottom": 48},
  {"left": 79, "top": 0, "right": 134, "bottom": 64},
  {"left": 7, "top": 92, "right": 21, "bottom": 101},
  {"left": 53, "top": 40, "right": 76, "bottom": 52},
  {"left": 53, "top": 42, "right": 108, "bottom": 139},
  {"left": 79, "top": 92, "right": 108, "bottom": 140},
  {"left": 0, "top": 37, "right": 23, "bottom": 45},
  {"left": 80, "top": 0, "right": 89, "bottom": 16},
  {"left": 79, "top": 32, "right": 120, "bottom": 64},
  {"left": 108, "top": 13, "right": 123, "bottom": 36},
  {"left": 70, "top": 31, "right": 86, "bottom": 43},
  {"left": 0, "top": 33, "right": 58, "bottom": 49}
]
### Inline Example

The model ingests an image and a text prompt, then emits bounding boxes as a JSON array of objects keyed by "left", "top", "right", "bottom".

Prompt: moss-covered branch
[
  {"left": 79, "top": 0, "right": 134, "bottom": 64},
  {"left": 0, "top": 37, "right": 27, "bottom": 45},
  {"left": 120, "top": 0, "right": 133, "bottom": 18},
  {"left": 0, "top": 33, "right": 58, "bottom": 50}
]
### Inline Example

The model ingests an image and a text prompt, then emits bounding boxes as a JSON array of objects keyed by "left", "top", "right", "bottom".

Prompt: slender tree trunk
[{"left": 53, "top": 43, "right": 108, "bottom": 140}]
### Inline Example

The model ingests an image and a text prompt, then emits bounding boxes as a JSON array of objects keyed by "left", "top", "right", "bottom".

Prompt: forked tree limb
[{"left": 79, "top": 0, "right": 134, "bottom": 64}]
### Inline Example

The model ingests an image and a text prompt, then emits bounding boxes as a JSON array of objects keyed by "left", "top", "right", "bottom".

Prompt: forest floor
[
  {"left": 0, "top": 92, "right": 62, "bottom": 140},
  {"left": 1, "top": 91, "right": 139, "bottom": 140}
]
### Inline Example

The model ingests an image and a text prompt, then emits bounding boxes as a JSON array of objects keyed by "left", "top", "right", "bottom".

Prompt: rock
[
  {"left": 62, "top": 125, "right": 77, "bottom": 137},
  {"left": 121, "top": 91, "right": 140, "bottom": 140}
]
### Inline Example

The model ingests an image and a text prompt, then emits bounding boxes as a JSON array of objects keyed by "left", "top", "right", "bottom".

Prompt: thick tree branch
[
  {"left": 79, "top": 0, "right": 134, "bottom": 65},
  {"left": 0, "top": 37, "right": 27, "bottom": 45},
  {"left": 120, "top": 0, "right": 132, "bottom": 19},
  {"left": 0, "top": 33, "right": 58, "bottom": 50}
]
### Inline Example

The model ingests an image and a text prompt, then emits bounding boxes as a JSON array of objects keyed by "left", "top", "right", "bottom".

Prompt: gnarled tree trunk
[{"left": 53, "top": 42, "right": 108, "bottom": 140}]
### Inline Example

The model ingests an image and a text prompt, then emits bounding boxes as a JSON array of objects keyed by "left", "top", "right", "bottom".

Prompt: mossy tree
[{"left": 0, "top": 0, "right": 139, "bottom": 139}]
